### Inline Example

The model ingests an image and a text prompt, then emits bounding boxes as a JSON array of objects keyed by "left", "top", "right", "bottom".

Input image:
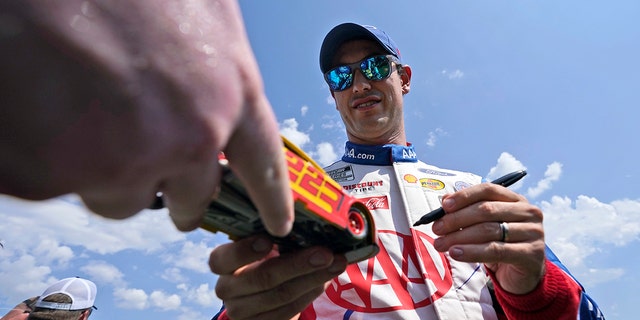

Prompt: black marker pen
[{"left": 412, "top": 170, "right": 527, "bottom": 227}]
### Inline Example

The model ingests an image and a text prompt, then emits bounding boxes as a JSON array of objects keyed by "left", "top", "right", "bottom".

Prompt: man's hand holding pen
[
  {"left": 414, "top": 170, "right": 527, "bottom": 226},
  {"left": 427, "top": 172, "right": 546, "bottom": 295}
]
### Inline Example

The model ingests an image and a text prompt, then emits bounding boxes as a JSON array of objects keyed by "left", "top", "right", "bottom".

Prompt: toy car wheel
[{"left": 347, "top": 208, "right": 368, "bottom": 240}]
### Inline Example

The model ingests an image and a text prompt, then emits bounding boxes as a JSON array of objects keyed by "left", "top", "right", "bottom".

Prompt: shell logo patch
[{"left": 403, "top": 174, "right": 418, "bottom": 183}]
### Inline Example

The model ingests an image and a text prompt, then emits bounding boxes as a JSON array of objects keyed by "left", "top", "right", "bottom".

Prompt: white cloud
[
  {"left": 544, "top": 196, "right": 640, "bottom": 248},
  {"left": 114, "top": 287, "right": 148, "bottom": 310},
  {"left": 313, "top": 142, "right": 338, "bottom": 166},
  {"left": 178, "top": 282, "right": 221, "bottom": 308},
  {"left": 0, "top": 196, "right": 185, "bottom": 255},
  {"left": 0, "top": 254, "right": 52, "bottom": 303},
  {"left": 426, "top": 132, "right": 437, "bottom": 147},
  {"left": 280, "top": 118, "right": 311, "bottom": 148},
  {"left": 163, "top": 241, "right": 213, "bottom": 274},
  {"left": 81, "top": 261, "right": 125, "bottom": 285},
  {"left": 301, "top": 105, "right": 309, "bottom": 116},
  {"left": 425, "top": 128, "right": 447, "bottom": 147},
  {"left": 177, "top": 308, "right": 209, "bottom": 320},
  {"left": 583, "top": 268, "right": 625, "bottom": 286},
  {"left": 320, "top": 117, "right": 343, "bottom": 130},
  {"left": 527, "top": 162, "right": 562, "bottom": 199},
  {"left": 441, "top": 69, "right": 464, "bottom": 79},
  {"left": 0, "top": 195, "right": 187, "bottom": 309},
  {"left": 86, "top": 209, "right": 186, "bottom": 254},
  {"left": 161, "top": 267, "right": 188, "bottom": 284},
  {"left": 541, "top": 195, "right": 640, "bottom": 285},
  {"left": 326, "top": 94, "right": 334, "bottom": 105},
  {"left": 32, "top": 239, "right": 74, "bottom": 266},
  {"left": 150, "top": 290, "right": 181, "bottom": 310},
  {"left": 486, "top": 152, "right": 527, "bottom": 190}
]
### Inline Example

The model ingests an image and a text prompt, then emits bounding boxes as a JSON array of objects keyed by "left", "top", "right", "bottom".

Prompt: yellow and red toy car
[{"left": 199, "top": 137, "right": 379, "bottom": 264}]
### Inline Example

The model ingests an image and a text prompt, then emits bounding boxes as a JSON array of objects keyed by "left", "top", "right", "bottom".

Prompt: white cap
[{"left": 35, "top": 277, "right": 97, "bottom": 311}]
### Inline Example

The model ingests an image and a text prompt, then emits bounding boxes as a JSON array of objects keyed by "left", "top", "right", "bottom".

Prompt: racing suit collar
[{"left": 342, "top": 141, "right": 418, "bottom": 165}]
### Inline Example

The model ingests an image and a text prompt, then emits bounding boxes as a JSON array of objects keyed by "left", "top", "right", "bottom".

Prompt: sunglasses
[{"left": 324, "top": 55, "right": 399, "bottom": 92}]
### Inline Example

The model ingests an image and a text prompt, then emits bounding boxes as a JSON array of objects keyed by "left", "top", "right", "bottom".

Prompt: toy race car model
[{"left": 197, "top": 137, "right": 378, "bottom": 264}]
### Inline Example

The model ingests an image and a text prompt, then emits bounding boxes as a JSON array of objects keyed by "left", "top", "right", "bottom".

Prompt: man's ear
[
  {"left": 399, "top": 65, "right": 412, "bottom": 94},
  {"left": 80, "top": 309, "right": 92, "bottom": 319}
]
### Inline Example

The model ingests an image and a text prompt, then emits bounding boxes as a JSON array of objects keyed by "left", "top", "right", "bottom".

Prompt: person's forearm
[
  {"left": 490, "top": 259, "right": 582, "bottom": 320},
  {"left": 0, "top": 297, "right": 37, "bottom": 320}
]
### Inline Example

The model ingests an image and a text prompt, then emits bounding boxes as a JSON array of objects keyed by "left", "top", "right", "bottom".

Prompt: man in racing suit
[
  {"left": 210, "top": 22, "right": 605, "bottom": 319},
  {"left": 300, "top": 141, "right": 603, "bottom": 319}
]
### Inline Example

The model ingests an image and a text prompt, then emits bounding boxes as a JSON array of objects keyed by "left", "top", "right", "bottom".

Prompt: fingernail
[
  {"left": 443, "top": 198, "right": 455, "bottom": 210},
  {"left": 450, "top": 247, "right": 463, "bottom": 258},
  {"left": 169, "top": 212, "right": 201, "bottom": 232},
  {"left": 433, "top": 237, "right": 443, "bottom": 249},
  {"left": 252, "top": 237, "right": 271, "bottom": 253},
  {"left": 309, "top": 250, "right": 330, "bottom": 267},
  {"left": 433, "top": 220, "right": 443, "bottom": 233},
  {"left": 266, "top": 219, "right": 294, "bottom": 238}
]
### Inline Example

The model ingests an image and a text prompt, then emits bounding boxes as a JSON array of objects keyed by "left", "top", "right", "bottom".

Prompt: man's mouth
[
  {"left": 352, "top": 96, "right": 380, "bottom": 109},
  {"left": 356, "top": 101, "right": 377, "bottom": 109}
]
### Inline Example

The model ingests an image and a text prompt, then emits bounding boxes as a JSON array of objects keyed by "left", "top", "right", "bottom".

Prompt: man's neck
[{"left": 347, "top": 134, "right": 407, "bottom": 146}]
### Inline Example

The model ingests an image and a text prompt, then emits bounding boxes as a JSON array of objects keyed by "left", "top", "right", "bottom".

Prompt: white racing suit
[
  {"left": 300, "top": 142, "right": 605, "bottom": 320},
  {"left": 212, "top": 142, "right": 605, "bottom": 320},
  {"left": 301, "top": 142, "right": 495, "bottom": 319}
]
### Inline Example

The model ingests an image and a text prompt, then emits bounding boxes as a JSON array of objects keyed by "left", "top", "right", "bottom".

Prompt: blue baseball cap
[{"left": 320, "top": 22, "right": 401, "bottom": 73}]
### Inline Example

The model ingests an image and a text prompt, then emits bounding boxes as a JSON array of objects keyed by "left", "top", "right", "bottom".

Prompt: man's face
[{"left": 330, "top": 39, "right": 410, "bottom": 145}]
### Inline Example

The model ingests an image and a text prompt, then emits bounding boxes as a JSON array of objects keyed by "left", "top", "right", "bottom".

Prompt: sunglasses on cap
[{"left": 324, "top": 55, "right": 399, "bottom": 92}]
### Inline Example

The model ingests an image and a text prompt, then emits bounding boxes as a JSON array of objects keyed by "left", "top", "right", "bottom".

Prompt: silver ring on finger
[{"left": 499, "top": 222, "right": 509, "bottom": 242}]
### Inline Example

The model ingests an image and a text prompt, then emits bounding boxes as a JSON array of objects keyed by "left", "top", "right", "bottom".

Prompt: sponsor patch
[
  {"left": 359, "top": 195, "right": 389, "bottom": 210},
  {"left": 454, "top": 181, "right": 472, "bottom": 191},
  {"left": 325, "top": 229, "right": 453, "bottom": 312},
  {"left": 326, "top": 165, "right": 354, "bottom": 182},
  {"left": 418, "top": 168, "right": 456, "bottom": 176},
  {"left": 344, "top": 147, "right": 376, "bottom": 161},
  {"left": 343, "top": 180, "right": 384, "bottom": 193},
  {"left": 403, "top": 174, "right": 418, "bottom": 183},
  {"left": 420, "top": 178, "right": 445, "bottom": 190}
]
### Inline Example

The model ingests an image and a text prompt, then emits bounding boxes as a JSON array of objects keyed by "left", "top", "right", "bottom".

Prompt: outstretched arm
[{"left": 0, "top": 0, "right": 293, "bottom": 236}]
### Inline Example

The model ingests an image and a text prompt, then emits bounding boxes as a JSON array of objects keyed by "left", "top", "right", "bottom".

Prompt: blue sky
[{"left": 1, "top": 1, "right": 639, "bottom": 319}]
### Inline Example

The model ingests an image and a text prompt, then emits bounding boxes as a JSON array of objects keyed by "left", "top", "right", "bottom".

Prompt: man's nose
[{"left": 351, "top": 69, "right": 371, "bottom": 92}]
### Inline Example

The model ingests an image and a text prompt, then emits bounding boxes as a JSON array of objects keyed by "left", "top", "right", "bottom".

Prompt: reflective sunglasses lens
[
  {"left": 326, "top": 65, "right": 353, "bottom": 91},
  {"left": 361, "top": 56, "right": 391, "bottom": 80}
]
